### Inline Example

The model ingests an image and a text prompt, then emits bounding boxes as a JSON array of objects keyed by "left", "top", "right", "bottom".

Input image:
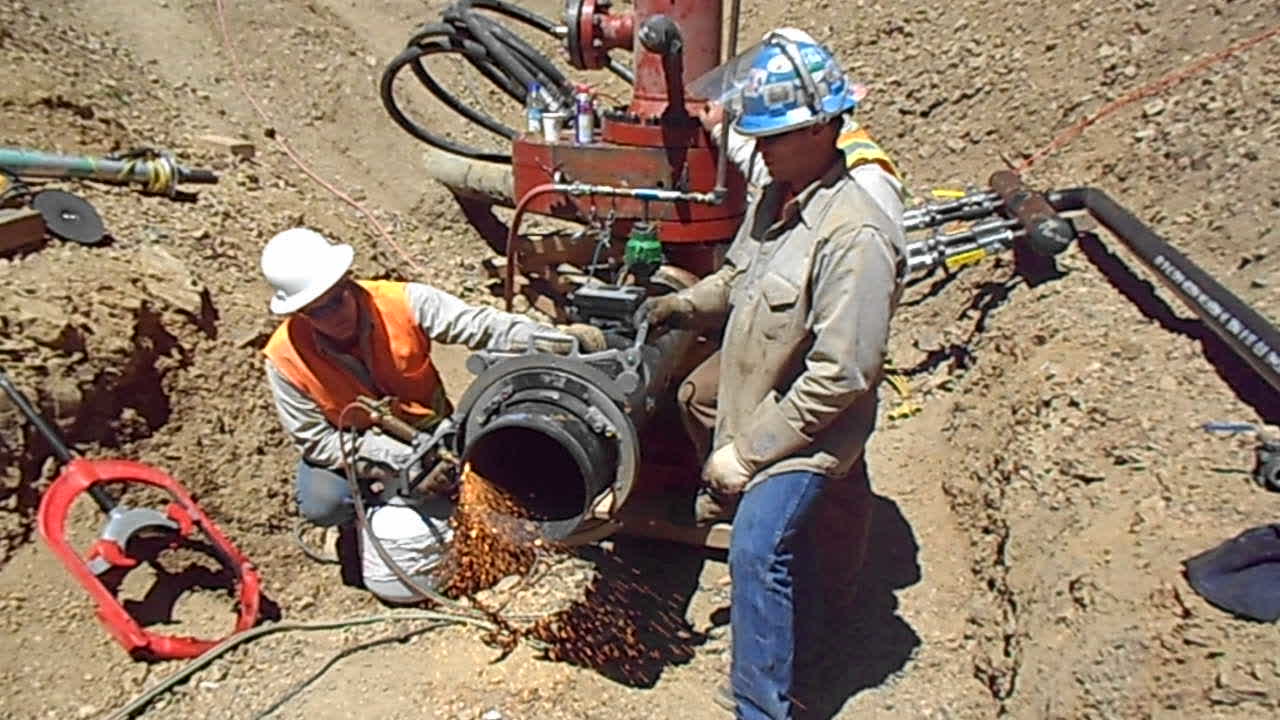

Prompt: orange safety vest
[
  {"left": 263, "top": 280, "right": 451, "bottom": 431},
  {"left": 837, "top": 127, "right": 904, "bottom": 183}
]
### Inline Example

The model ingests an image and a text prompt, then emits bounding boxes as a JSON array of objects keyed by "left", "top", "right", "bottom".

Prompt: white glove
[
  {"left": 702, "top": 444, "right": 754, "bottom": 497},
  {"left": 355, "top": 431, "right": 413, "bottom": 479}
]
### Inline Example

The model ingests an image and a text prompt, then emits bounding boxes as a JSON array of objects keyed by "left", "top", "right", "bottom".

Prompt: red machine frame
[{"left": 510, "top": 0, "right": 747, "bottom": 279}]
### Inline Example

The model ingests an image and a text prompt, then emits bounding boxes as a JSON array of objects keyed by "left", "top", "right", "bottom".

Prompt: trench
[
  {"left": 912, "top": 268, "right": 1034, "bottom": 714},
  {"left": 942, "top": 453, "right": 1024, "bottom": 713}
]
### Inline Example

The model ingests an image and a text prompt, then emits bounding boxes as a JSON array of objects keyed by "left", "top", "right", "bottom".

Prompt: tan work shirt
[{"left": 684, "top": 157, "right": 906, "bottom": 480}]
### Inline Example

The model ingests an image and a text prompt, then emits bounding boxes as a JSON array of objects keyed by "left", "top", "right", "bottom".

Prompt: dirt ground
[{"left": 1, "top": 0, "right": 1279, "bottom": 718}]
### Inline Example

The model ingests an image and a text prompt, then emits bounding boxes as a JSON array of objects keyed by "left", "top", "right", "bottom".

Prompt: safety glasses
[{"left": 301, "top": 283, "right": 349, "bottom": 319}]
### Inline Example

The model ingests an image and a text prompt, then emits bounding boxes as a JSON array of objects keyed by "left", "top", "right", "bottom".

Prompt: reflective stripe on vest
[
  {"left": 837, "top": 128, "right": 903, "bottom": 182},
  {"left": 263, "top": 280, "right": 451, "bottom": 430}
]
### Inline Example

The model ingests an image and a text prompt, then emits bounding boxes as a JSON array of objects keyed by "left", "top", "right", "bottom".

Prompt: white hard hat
[{"left": 260, "top": 227, "right": 354, "bottom": 315}]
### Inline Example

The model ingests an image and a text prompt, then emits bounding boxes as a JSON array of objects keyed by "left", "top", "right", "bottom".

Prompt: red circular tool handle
[{"left": 37, "top": 458, "right": 263, "bottom": 660}]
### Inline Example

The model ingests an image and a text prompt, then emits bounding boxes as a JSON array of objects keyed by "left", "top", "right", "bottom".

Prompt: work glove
[
  {"left": 412, "top": 459, "right": 460, "bottom": 498},
  {"left": 354, "top": 431, "right": 414, "bottom": 481},
  {"left": 702, "top": 443, "right": 754, "bottom": 498},
  {"left": 407, "top": 417, "right": 460, "bottom": 498},
  {"left": 633, "top": 293, "right": 695, "bottom": 331},
  {"left": 693, "top": 487, "right": 739, "bottom": 526},
  {"left": 558, "top": 323, "right": 608, "bottom": 353}
]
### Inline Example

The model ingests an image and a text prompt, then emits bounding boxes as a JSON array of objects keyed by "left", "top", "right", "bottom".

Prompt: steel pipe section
[{"left": 452, "top": 289, "right": 699, "bottom": 539}]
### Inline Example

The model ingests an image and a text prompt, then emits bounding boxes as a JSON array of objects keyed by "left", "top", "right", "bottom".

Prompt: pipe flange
[
  {"left": 453, "top": 352, "right": 641, "bottom": 509},
  {"left": 564, "top": 0, "right": 598, "bottom": 70}
]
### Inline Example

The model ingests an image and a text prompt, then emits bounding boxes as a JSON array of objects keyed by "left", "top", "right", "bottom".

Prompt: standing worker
[
  {"left": 638, "top": 33, "right": 907, "bottom": 718},
  {"left": 680, "top": 27, "right": 907, "bottom": 466},
  {"left": 259, "top": 228, "right": 604, "bottom": 579}
]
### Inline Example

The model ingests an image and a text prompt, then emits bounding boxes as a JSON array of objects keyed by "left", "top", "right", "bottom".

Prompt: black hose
[
  {"left": 0, "top": 369, "right": 118, "bottom": 513},
  {"left": 383, "top": 38, "right": 511, "bottom": 162},
  {"left": 1049, "top": 187, "right": 1280, "bottom": 394},
  {"left": 380, "top": 0, "right": 632, "bottom": 163}
]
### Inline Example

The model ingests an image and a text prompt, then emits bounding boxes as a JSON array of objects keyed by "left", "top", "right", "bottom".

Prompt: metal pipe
[
  {"left": 990, "top": 170, "right": 1075, "bottom": 257},
  {"left": 0, "top": 370, "right": 115, "bottom": 513},
  {"left": 712, "top": 115, "right": 731, "bottom": 203},
  {"left": 726, "top": 0, "right": 741, "bottom": 59},
  {"left": 1049, "top": 187, "right": 1280, "bottom": 393},
  {"left": 422, "top": 146, "right": 515, "bottom": 206},
  {"left": 709, "top": 0, "right": 742, "bottom": 202},
  {"left": 504, "top": 182, "right": 724, "bottom": 309},
  {"left": 453, "top": 323, "right": 700, "bottom": 539},
  {"left": 902, "top": 190, "right": 1003, "bottom": 232},
  {"left": 904, "top": 217, "right": 1022, "bottom": 275},
  {"left": 464, "top": 400, "right": 618, "bottom": 540},
  {"left": 455, "top": 269, "right": 701, "bottom": 540},
  {"left": 0, "top": 147, "right": 217, "bottom": 197}
]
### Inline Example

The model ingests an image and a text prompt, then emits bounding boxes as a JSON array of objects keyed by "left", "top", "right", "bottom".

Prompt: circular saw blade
[{"left": 31, "top": 189, "right": 106, "bottom": 245}]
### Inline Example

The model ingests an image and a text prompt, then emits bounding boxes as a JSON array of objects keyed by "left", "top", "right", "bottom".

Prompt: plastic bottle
[
  {"left": 525, "top": 82, "right": 544, "bottom": 135},
  {"left": 573, "top": 84, "right": 594, "bottom": 145},
  {"left": 359, "top": 496, "right": 453, "bottom": 605}
]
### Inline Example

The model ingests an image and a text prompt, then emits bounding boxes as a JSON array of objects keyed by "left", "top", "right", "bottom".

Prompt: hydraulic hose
[
  {"left": 1049, "top": 187, "right": 1280, "bottom": 394},
  {"left": 380, "top": 0, "right": 633, "bottom": 163}
]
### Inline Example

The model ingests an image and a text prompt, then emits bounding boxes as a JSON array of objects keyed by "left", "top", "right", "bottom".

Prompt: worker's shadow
[
  {"left": 798, "top": 491, "right": 922, "bottom": 719},
  {"left": 531, "top": 537, "right": 710, "bottom": 687}
]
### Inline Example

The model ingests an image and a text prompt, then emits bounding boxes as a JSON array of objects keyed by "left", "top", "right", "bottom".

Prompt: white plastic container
[
  {"left": 540, "top": 111, "right": 565, "bottom": 143},
  {"left": 360, "top": 497, "right": 454, "bottom": 605}
]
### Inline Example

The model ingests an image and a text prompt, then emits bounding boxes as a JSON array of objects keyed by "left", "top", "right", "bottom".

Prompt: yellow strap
[
  {"left": 837, "top": 132, "right": 904, "bottom": 182},
  {"left": 944, "top": 247, "right": 988, "bottom": 271},
  {"left": 882, "top": 370, "right": 922, "bottom": 420}
]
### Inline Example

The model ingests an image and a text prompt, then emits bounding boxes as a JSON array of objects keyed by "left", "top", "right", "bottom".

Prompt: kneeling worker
[{"left": 259, "top": 227, "right": 603, "bottom": 591}]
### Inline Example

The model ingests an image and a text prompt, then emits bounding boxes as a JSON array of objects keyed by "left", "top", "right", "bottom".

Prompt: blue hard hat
[{"left": 732, "top": 35, "right": 857, "bottom": 138}]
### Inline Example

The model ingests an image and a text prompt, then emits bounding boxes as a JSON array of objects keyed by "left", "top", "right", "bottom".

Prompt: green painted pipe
[{"left": 0, "top": 146, "right": 217, "bottom": 196}]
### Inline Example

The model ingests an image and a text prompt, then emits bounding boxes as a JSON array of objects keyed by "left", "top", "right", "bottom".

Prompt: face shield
[
  {"left": 687, "top": 35, "right": 861, "bottom": 137},
  {"left": 686, "top": 39, "right": 774, "bottom": 110}
]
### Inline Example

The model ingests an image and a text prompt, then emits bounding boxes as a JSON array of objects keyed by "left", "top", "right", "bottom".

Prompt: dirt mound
[
  {"left": 0, "top": 243, "right": 213, "bottom": 562},
  {"left": 1, "top": 0, "right": 1279, "bottom": 718}
]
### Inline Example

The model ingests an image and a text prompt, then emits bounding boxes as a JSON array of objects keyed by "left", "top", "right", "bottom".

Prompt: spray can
[
  {"left": 525, "top": 82, "right": 545, "bottom": 135},
  {"left": 573, "top": 84, "right": 594, "bottom": 145}
]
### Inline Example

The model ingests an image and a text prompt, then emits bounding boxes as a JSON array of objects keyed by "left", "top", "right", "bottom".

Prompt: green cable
[
  {"left": 251, "top": 622, "right": 446, "bottom": 719},
  {"left": 103, "top": 612, "right": 495, "bottom": 720}
]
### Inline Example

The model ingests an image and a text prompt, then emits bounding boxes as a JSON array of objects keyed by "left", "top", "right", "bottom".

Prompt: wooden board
[{"left": 0, "top": 208, "right": 46, "bottom": 256}]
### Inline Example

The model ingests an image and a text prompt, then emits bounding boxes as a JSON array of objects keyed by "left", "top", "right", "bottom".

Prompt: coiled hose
[{"left": 380, "top": 0, "right": 633, "bottom": 163}]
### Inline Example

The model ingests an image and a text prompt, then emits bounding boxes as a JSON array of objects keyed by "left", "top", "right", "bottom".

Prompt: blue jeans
[
  {"left": 295, "top": 460, "right": 356, "bottom": 526},
  {"left": 730, "top": 470, "right": 827, "bottom": 720}
]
